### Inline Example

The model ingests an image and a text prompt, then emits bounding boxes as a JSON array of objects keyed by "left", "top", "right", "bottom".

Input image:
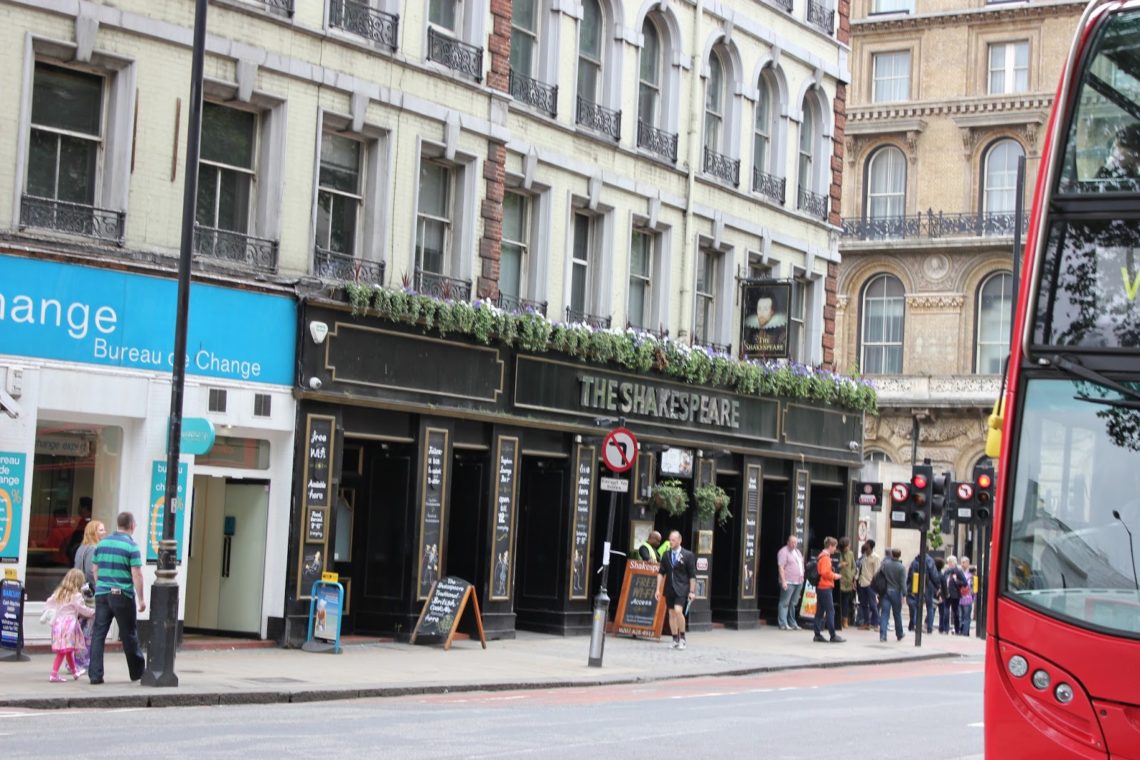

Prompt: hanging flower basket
[
  {"left": 694, "top": 483, "right": 732, "bottom": 526},
  {"left": 650, "top": 480, "right": 690, "bottom": 516}
]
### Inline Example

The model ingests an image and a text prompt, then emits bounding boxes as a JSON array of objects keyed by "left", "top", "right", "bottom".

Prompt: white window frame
[
  {"left": 872, "top": 0, "right": 913, "bottom": 13},
  {"left": 410, "top": 141, "right": 478, "bottom": 288},
  {"left": 27, "top": 63, "right": 104, "bottom": 207},
  {"left": 866, "top": 145, "right": 907, "bottom": 219},
  {"left": 415, "top": 159, "right": 454, "bottom": 276},
  {"left": 500, "top": 189, "right": 531, "bottom": 302},
  {"left": 198, "top": 102, "right": 258, "bottom": 236},
  {"left": 510, "top": 0, "right": 539, "bottom": 78},
  {"left": 872, "top": 51, "right": 910, "bottom": 103},
  {"left": 570, "top": 210, "right": 595, "bottom": 316},
  {"left": 789, "top": 278, "right": 808, "bottom": 362},
  {"left": 638, "top": 17, "right": 662, "bottom": 129},
  {"left": 976, "top": 272, "right": 1013, "bottom": 374},
  {"left": 983, "top": 139, "right": 1024, "bottom": 215},
  {"left": 753, "top": 77, "right": 772, "bottom": 176},
  {"left": 704, "top": 51, "right": 726, "bottom": 154},
  {"left": 988, "top": 41, "right": 1029, "bottom": 95},
  {"left": 628, "top": 228, "right": 654, "bottom": 330},
  {"left": 577, "top": 0, "right": 605, "bottom": 106},
  {"left": 860, "top": 274, "right": 905, "bottom": 375}
]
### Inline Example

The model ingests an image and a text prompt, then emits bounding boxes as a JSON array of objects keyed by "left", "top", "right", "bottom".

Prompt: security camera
[
  {"left": 848, "top": 441, "right": 860, "bottom": 452},
  {"left": 308, "top": 377, "right": 323, "bottom": 390}
]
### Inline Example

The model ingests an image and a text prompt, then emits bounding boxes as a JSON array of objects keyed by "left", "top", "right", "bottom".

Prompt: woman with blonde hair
[{"left": 72, "top": 519, "right": 105, "bottom": 671}]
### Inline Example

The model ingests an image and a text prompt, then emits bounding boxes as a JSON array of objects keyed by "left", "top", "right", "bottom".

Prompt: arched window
[
  {"left": 976, "top": 272, "right": 1013, "bottom": 373},
  {"left": 798, "top": 98, "right": 816, "bottom": 194},
  {"left": 861, "top": 274, "right": 905, "bottom": 374},
  {"left": 577, "top": 0, "right": 603, "bottom": 105},
  {"left": 753, "top": 78, "right": 770, "bottom": 173},
  {"left": 864, "top": 450, "right": 892, "bottom": 464},
  {"left": 866, "top": 146, "right": 906, "bottom": 219},
  {"left": 983, "top": 139, "right": 1024, "bottom": 215},
  {"left": 704, "top": 52, "right": 726, "bottom": 154},
  {"left": 638, "top": 19, "right": 661, "bottom": 128}
]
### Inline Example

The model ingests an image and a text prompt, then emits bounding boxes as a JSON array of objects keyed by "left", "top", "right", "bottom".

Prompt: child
[{"left": 45, "top": 569, "right": 94, "bottom": 682}]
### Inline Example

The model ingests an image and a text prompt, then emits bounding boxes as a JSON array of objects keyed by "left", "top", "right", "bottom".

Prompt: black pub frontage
[{"left": 281, "top": 300, "right": 865, "bottom": 644}]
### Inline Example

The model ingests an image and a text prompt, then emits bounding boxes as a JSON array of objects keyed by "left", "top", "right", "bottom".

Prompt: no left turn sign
[{"left": 601, "top": 427, "right": 638, "bottom": 473}]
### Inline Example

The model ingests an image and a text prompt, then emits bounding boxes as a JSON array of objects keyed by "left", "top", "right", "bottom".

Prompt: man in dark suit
[{"left": 655, "top": 530, "right": 697, "bottom": 649}]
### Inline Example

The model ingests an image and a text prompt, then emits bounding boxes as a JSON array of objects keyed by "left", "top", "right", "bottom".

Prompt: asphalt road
[{"left": 0, "top": 658, "right": 983, "bottom": 759}]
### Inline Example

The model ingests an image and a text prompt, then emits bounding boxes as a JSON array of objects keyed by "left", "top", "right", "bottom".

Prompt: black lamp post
[{"left": 141, "top": 0, "right": 209, "bottom": 688}]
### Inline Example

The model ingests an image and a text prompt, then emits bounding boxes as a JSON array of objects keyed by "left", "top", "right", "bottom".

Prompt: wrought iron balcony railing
[
  {"left": 564, "top": 307, "right": 612, "bottom": 329},
  {"left": 692, "top": 338, "right": 733, "bottom": 356},
  {"left": 427, "top": 27, "right": 483, "bottom": 81},
  {"left": 752, "top": 168, "right": 786, "bottom": 205},
  {"left": 771, "top": 0, "right": 793, "bottom": 11},
  {"left": 509, "top": 69, "right": 557, "bottom": 117},
  {"left": 329, "top": 0, "right": 398, "bottom": 50},
  {"left": 414, "top": 268, "right": 471, "bottom": 301},
  {"left": 703, "top": 146, "right": 740, "bottom": 186},
  {"left": 495, "top": 292, "right": 547, "bottom": 316},
  {"left": 262, "top": 0, "right": 294, "bottom": 17},
  {"left": 19, "top": 195, "right": 125, "bottom": 245},
  {"left": 840, "top": 210, "right": 1030, "bottom": 241},
  {"left": 807, "top": 0, "right": 835, "bottom": 34},
  {"left": 315, "top": 246, "right": 386, "bottom": 285},
  {"left": 194, "top": 225, "right": 278, "bottom": 272},
  {"left": 797, "top": 188, "right": 829, "bottom": 221},
  {"left": 576, "top": 96, "right": 621, "bottom": 141},
  {"left": 637, "top": 120, "right": 678, "bottom": 163}
]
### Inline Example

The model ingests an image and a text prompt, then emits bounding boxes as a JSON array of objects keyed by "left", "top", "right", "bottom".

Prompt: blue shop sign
[{"left": 0, "top": 255, "right": 295, "bottom": 385}]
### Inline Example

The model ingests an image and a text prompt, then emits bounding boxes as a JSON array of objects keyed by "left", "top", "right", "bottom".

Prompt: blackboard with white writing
[
  {"left": 568, "top": 446, "right": 596, "bottom": 600},
  {"left": 741, "top": 465, "right": 761, "bottom": 598},
  {"left": 794, "top": 470, "right": 809, "bottom": 550},
  {"left": 489, "top": 436, "right": 518, "bottom": 601},
  {"left": 418, "top": 428, "right": 448, "bottom": 600},
  {"left": 411, "top": 575, "right": 486, "bottom": 650}
]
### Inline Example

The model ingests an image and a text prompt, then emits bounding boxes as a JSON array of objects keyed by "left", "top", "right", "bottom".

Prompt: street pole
[
  {"left": 915, "top": 523, "right": 927, "bottom": 648},
  {"left": 141, "top": 0, "right": 208, "bottom": 688},
  {"left": 588, "top": 417, "right": 625, "bottom": 668},
  {"left": 976, "top": 523, "right": 989, "bottom": 641}
]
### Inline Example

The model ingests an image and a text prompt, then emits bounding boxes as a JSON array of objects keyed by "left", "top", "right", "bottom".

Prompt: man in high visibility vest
[{"left": 638, "top": 530, "right": 663, "bottom": 562}]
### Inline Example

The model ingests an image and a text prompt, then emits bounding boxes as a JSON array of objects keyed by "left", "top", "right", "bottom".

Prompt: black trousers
[{"left": 89, "top": 592, "right": 144, "bottom": 682}]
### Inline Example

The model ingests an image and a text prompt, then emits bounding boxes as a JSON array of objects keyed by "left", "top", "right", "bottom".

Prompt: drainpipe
[{"left": 678, "top": 0, "right": 705, "bottom": 341}]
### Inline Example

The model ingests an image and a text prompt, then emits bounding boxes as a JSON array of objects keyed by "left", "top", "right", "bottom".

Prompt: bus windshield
[{"left": 1006, "top": 378, "right": 1140, "bottom": 637}]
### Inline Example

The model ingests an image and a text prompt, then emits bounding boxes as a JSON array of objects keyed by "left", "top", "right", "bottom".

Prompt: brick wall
[
  {"left": 478, "top": 0, "right": 512, "bottom": 299},
  {"left": 825, "top": 0, "right": 851, "bottom": 370}
]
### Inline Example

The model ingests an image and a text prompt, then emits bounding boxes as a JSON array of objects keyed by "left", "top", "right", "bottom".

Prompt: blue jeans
[
  {"left": 89, "top": 592, "right": 144, "bottom": 683},
  {"left": 958, "top": 602, "right": 972, "bottom": 636},
  {"left": 813, "top": 588, "right": 837, "bottom": 638},
  {"left": 879, "top": 589, "right": 903, "bottom": 640},
  {"left": 857, "top": 585, "right": 879, "bottom": 626},
  {"left": 777, "top": 582, "right": 803, "bottom": 628}
]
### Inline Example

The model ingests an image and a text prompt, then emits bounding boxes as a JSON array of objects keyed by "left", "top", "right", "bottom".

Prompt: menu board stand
[
  {"left": 411, "top": 576, "right": 488, "bottom": 651},
  {"left": 611, "top": 560, "right": 666, "bottom": 640},
  {"left": 0, "top": 578, "right": 27, "bottom": 662}
]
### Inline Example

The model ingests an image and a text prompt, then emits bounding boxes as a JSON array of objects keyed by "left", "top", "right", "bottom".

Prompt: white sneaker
[
  {"left": 670, "top": 639, "right": 680, "bottom": 649},
  {"left": 678, "top": 638, "right": 687, "bottom": 650}
]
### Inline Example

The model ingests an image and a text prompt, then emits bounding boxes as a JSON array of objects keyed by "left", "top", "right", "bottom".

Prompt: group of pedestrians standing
[{"left": 774, "top": 534, "right": 977, "bottom": 641}]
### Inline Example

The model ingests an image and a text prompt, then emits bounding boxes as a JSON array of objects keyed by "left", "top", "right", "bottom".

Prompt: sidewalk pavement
[{"left": 0, "top": 625, "right": 985, "bottom": 711}]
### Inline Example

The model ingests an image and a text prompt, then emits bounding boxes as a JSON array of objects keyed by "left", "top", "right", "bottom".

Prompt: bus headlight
[
  {"left": 1008, "top": 655, "right": 1029, "bottom": 677},
  {"left": 1032, "top": 669, "right": 1051, "bottom": 690},
  {"left": 1055, "top": 683, "right": 1074, "bottom": 704}
]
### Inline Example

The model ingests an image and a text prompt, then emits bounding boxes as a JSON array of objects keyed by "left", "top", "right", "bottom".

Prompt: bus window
[{"left": 1058, "top": 11, "right": 1140, "bottom": 194}]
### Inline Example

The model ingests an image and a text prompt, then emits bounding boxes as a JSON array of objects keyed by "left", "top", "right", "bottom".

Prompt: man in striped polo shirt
[{"left": 88, "top": 511, "right": 146, "bottom": 684}]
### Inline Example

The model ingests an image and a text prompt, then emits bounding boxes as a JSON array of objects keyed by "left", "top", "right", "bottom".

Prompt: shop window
[
  {"left": 27, "top": 425, "right": 122, "bottom": 601},
  {"left": 195, "top": 436, "right": 271, "bottom": 469}
]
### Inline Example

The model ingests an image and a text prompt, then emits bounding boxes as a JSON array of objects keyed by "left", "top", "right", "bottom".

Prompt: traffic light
[
  {"left": 974, "top": 466, "right": 995, "bottom": 525},
  {"left": 890, "top": 481, "right": 912, "bottom": 529},
  {"left": 909, "top": 463, "right": 933, "bottom": 530},
  {"left": 931, "top": 470, "right": 951, "bottom": 521}
]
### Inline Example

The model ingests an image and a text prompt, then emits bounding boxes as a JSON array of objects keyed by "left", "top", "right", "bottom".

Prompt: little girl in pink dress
[{"left": 45, "top": 569, "right": 94, "bottom": 682}]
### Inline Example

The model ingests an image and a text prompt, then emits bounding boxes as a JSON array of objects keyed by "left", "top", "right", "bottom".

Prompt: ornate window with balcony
[
  {"left": 498, "top": 191, "right": 546, "bottom": 315},
  {"left": 976, "top": 272, "right": 1013, "bottom": 374},
  {"left": 636, "top": 16, "right": 677, "bottom": 162},
  {"left": 416, "top": 160, "right": 454, "bottom": 287},
  {"left": 23, "top": 63, "right": 125, "bottom": 244},
  {"left": 509, "top": 0, "right": 557, "bottom": 117},
  {"left": 797, "top": 94, "right": 829, "bottom": 221},
  {"left": 863, "top": 145, "right": 907, "bottom": 237},
  {"left": 427, "top": 0, "right": 483, "bottom": 81},
  {"left": 328, "top": 0, "right": 399, "bottom": 50},
  {"left": 752, "top": 71, "right": 785, "bottom": 204},
  {"left": 314, "top": 133, "right": 385, "bottom": 286},
  {"left": 576, "top": 0, "right": 621, "bottom": 140},
  {"left": 806, "top": 0, "right": 835, "bottom": 35},
  {"left": 860, "top": 274, "right": 905, "bottom": 375},
  {"left": 195, "top": 103, "right": 277, "bottom": 271},
  {"left": 702, "top": 48, "right": 741, "bottom": 186}
]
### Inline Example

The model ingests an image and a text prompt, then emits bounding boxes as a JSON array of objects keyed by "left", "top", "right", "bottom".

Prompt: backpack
[
  {"left": 871, "top": 567, "right": 888, "bottom": 596},
  {"left": 805, "top": 555, "right": 821, "bottom": 587}
]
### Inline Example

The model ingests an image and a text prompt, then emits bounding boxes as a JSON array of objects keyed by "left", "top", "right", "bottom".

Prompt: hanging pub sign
[{"left": 740, "top": 280, "right": 792, "bottom": 359}]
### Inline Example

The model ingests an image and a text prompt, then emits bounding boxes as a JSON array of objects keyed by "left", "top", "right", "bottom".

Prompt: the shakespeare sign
[{"left": 741, "top": 281, "right": 792, "bottom": 359}]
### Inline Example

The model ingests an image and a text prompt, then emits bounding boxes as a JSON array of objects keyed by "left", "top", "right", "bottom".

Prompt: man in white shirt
[{"left": 776, "top": 534, "right": 804, "bottom": 630}]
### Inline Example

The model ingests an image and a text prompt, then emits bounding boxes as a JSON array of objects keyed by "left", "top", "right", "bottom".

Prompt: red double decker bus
[{"left": 987, "top": 2, "right": 1140, "bottom": 756}]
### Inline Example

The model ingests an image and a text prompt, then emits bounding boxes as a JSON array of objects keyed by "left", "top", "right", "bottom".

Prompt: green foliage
[
  {"left": 340, "top": 281, "right": 880, "bottom": 414},
  {"left": 650, "top": 480, "right": 690, "bottom": 516},
  {"left": 693, "top": 483, "right": 732, "bottom": 526},
  {"left": 928, "top": 518, "right": 945, "bottom": 550}
]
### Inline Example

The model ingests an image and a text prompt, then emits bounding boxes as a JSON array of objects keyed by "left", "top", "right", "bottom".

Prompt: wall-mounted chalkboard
[
  {"left": 489, "top": 436, "right": 519, "bottom": 601},
  {"left": 417, "top": 428, "right": 449, "bottom": 600},
  {"left": 613, "top": 560, "right": 665, "bottom": 639},
  {"left": 741, "top": 464, "right": 761, "bottom": 598},
  {"left": 410, "top": 575, "right": 487, "bottom": 650},
  {"left": 794, "top": 469, "right": 810, "bottom": 550},
  {"left": 568, "top": 445, "right": 596, "bottom": 600}
]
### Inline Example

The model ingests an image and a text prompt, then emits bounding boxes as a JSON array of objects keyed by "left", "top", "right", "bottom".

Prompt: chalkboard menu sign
[
  {"left": 568, "top": 445, "right": 596, "bottom": 600},
  {"left": 0, "top": 578, "right": 22, "bottom": 651},
  {"left": 417, "top": 428, "right": 449, "bottom": 600},
  {"left": 411, "top": 575, "right": 487, "bottom": 650},
  {"left": 296, "top": 414, "right": 336, "bottom": 599},
  {"left": 489, "top": 436, "right": 519, "bottom": 601},
  {"left": 613, "top": 560, "right": 665, "bottom": 639},
  {"left": 635, "top": 451, "right": 654, "bottom": 503},
  {"left": 794, "top": 469, "right": 809, "bottom": 549},
  {"left": 741, "top": 464, "right": 761, "bottom": 598}
]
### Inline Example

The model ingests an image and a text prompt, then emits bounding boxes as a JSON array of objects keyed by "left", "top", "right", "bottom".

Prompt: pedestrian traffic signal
[
  {"left": 974, "top": 466, "right": 995, "bottom": 525},
  {"left": 890, "top": 481, "right": 912, "bottom": 529},
  {"left": 909, "top": 463, "right": 933, "bottom": 530}
]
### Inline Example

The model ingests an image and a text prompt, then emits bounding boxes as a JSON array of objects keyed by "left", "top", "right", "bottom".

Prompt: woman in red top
[{"left": 812, "top": 537, "right": 845, "bottom": 643}]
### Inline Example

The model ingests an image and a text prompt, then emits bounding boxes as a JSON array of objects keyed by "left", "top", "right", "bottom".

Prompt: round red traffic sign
[
  {"left": 890, "top": 483, "right": 909, "bottom": 503},
  {"left": 956, "top": 483, "right": 974, "bottom": 501},
  {"left": 601, "top": 427, "right": 638, "bottom": 473}
]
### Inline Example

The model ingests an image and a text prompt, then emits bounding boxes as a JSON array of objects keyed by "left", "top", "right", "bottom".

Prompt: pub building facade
[{"left": 281, "top": 301, "right": 865, "bottom": 642}]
